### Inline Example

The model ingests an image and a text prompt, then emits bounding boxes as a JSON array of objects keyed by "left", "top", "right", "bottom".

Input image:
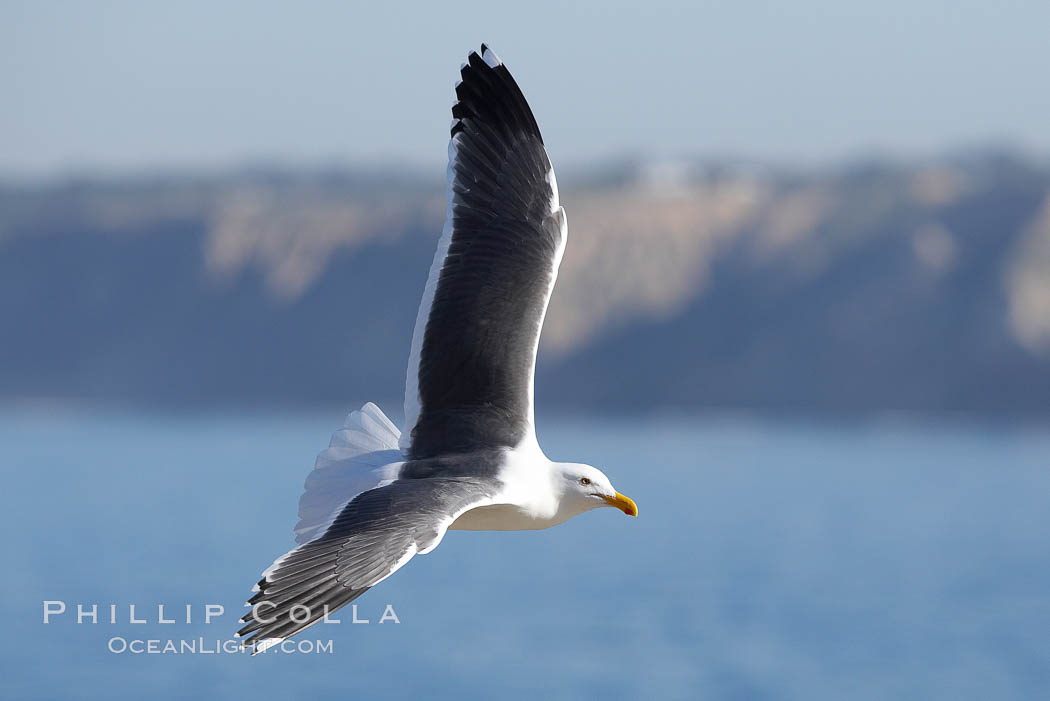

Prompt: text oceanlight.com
[{"left": 107, "top": 637, "right": 333, "bottom": 655}]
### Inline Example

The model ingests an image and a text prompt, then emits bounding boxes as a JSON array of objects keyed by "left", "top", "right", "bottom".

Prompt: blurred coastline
[{"left": 2, "top": 147, "right": 1049, "bottom": 417}]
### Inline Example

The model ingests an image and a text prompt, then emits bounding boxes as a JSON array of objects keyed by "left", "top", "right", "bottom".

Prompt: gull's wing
[
  {"left": 238, "top": 476, "right": 496, "bottom": 653},
  {"left": 401, "top": 44, "right": 568, "bottom": 460}
]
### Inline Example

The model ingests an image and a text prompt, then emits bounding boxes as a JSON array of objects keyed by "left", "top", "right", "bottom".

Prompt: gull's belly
[{"left": 448, "top": 503, "right": 566, "bottom": 531}]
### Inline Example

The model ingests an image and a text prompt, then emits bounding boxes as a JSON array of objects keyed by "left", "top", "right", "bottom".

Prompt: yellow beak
[{"left": 602, "top": 492, "right": 638, "bottom": 517}]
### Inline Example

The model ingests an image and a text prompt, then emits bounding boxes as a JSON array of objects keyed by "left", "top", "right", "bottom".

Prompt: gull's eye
[{"left": 580, "top": 477, "right": 591, "bottom": 486}]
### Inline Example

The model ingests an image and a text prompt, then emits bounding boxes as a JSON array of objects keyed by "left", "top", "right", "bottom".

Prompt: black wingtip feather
[{"left": 448, "top": 45, "right": 543, "bottom": 145}]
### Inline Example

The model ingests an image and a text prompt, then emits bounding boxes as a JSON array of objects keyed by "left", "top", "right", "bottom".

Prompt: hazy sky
[{"left": 3, "top": 0, "right": 1049, "bottom": 177}]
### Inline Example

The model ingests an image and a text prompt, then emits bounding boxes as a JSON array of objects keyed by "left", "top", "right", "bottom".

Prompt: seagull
[{"left": 237, "top": 44, "right": 638, "bottom": 653}]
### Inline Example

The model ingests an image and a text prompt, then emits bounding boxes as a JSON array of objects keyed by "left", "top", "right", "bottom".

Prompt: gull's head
[{"left": 554, "top": 462, "right": 638, "bottom": 517}]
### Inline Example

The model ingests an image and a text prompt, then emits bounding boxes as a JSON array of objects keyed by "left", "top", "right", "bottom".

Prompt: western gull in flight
[{"left": 237, "top": 44, "right": 638, "bottom": 653}]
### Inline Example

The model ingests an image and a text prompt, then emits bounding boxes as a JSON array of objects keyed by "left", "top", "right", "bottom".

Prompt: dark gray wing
[
  {"left": 237, "top": 477, "right": 495, "bottom": 652},
  {"left": 401, "top": 45, "right": 568, "bottom": 460}
]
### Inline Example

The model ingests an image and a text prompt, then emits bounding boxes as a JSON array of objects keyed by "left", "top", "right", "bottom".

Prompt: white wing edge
[
  {"left": 523, "top": 197, "right": 567, "bottom": 436},
  {"left": 401, "top": 135, "right": 461, "bottom": 453}
]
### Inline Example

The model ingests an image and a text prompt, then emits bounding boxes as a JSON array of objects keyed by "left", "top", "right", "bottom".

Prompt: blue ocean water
[{"left": 1, "top": 408, "right": 1048, "bottom": 700}]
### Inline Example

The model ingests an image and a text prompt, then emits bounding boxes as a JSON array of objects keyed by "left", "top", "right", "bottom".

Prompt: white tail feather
[{"left": 293, "top": 402, "right": 403, "bottom": 545}]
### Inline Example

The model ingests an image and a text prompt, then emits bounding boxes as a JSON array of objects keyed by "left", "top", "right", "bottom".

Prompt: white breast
[
  {"left": 448, "top": 502, "right": 561, "bottom": 531},
  {"left": 448, "top": 442, "right": 568, "bottom": 531}
]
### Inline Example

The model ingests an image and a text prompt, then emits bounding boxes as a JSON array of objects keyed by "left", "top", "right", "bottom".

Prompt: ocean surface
[{"left": 2, "top": 408, "right": 1048, "bottom": 700}]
